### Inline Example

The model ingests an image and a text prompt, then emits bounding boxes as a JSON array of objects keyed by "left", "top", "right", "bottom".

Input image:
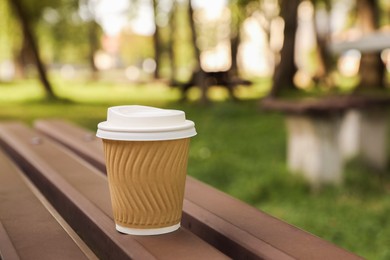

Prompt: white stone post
[
  {"left": 339, "top": 109, "right": 361, "bottom": 160},
  {"left": 360, "top": 110, "right": 388, "bottom": 169},
  {"left": 286, "top": 115, "right": 343, "bottom": 186},
  {"left": 339, "top": 109, "right": 388, "bottom": 170}
]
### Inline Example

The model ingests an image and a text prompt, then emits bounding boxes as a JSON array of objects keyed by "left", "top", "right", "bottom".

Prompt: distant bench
[
  {"left": 261, "top": 95, "right": 390, "bottom": 186},
  {"left": 0, "top": 120, "right": 361, "bottom": 259},
  {"left": 171, "top": 69, "right": 252, "bottom": 102}
]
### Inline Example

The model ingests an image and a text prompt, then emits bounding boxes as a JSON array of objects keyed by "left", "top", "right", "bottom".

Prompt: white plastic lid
[{"left": 96, "top": 105, "right": 197, "bottom": 141}]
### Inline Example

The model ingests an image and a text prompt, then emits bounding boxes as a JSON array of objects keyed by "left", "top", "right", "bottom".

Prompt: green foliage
[
  {"left": 0, "top": 1, "right": 19, "bottom": 60},
  {"left": 36, "top": 0, "right": 101, "bottom": 64},
  {"left": 171, "top": 3, "right": 197, "bottom": 77},
  {"left": 120, "top": 34, "right": 155, "bottom": 66},
  {"left": 1, "top": 80, "right": 390, "bottom": 259},
  {"left": 18, "top": 0, "right": 56, "bottom": 23},
  {"left": 3, "top": 0, "right": 101, "bottom": 64}
]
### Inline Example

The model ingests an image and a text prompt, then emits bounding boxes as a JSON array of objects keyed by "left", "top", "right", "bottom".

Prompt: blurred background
[{"left": 1, "top": 0, "right": 390, "bottom": 258}]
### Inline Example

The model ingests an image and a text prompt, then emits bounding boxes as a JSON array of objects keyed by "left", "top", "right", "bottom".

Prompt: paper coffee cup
[{"left": 96, "top": 105, "right": 196, "bottom": 235}]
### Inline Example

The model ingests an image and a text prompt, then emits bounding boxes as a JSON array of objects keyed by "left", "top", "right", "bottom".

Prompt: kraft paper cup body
[
  {"left": 96, "top": 106, "right": 196, "bottom": 235},
  {"left": 102, "top": 138, "right": 189, "bottom": 235}
]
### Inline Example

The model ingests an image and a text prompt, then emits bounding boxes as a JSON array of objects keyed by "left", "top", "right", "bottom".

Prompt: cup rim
[
  {"left": 96, "top": 122, "right": 196, "bottom": 141},
  {"left": 96, "top": 106, "right": 197, "bottom": 141}
]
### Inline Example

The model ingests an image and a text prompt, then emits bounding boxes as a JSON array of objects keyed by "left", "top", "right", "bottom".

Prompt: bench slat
[
  {"left": 36, "top": 120, "right": 293, "bottom": 259},
  {"left": 35, "top": 120, "right": 105, "bottom": 171},
  {"left": 0, "top": 148, "right": 92, "bottom": 260},
  {"left": 0, "top": 122, "right": 229, "bottom": 260},
  {"left": 35, "top": 119, "right": 362, "bottom": 260},
  {"left": 185, "top": 178, "right": 362, "bottom": 260},
  {"left": 261, "top": 96, "right": 390, "bottom": 115},
  {"left": 181, "top": 199, "right": 294, "bottom": 259},
  {"left": 0, "top": 221, "right": 20, "bottom": 260}
]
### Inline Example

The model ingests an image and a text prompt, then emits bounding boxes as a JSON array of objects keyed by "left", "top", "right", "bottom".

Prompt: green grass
[{"left": 1, "top": 79, "right": 390, "bottom": 259}]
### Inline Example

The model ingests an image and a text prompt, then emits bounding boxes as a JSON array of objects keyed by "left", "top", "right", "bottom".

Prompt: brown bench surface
[
  {"left": 32, "top": 119, "right": 362, "bottom": 260},
  {"left": 261, "top": 95, "right": 390, "bottom": 115},
  {"left": 0, "top": 149, "right": 95, "bottom": 260},
  {"left": 0, "top": 122, "right": 228, "bottom": 260}
]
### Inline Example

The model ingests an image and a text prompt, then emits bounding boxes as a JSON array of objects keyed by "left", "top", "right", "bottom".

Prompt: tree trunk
[
  {"left": 14, "top": 36, "right": 31, "bottom": 79},
  {"left": 9, "top": 0, "right": 56, "bottom": 99},
  {"left": 229, "top": 4, "right": 245, "bottom": 78},
  {"left": 88, "top": 21, "right": 99, "bottom": 80},
  {"left": 313, "top": 1, "right": 333, "bottom": 88},
  {"left": 152, "top": 0, "right": 161, "bottom": 79},
  {"left": 356, "top": 0, "right": 385, "bottom": 89},
  {"left": 188, "top": 0, "right": 201, "bottom": 69},
  {"left": 230, "top": 31, "right": 240, "bottom": 77},
  {"left": 188, "top": 0, "right": 209, "bottom": 103},
  {"left": 168, "top": 1, "right": 177, "bottom": 82},
  {"left": 268, "top": 0, "right": 300, "bottom": 97}
]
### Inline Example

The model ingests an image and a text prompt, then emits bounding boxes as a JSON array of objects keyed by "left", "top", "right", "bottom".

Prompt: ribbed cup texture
[{"left": 103, "top": 138, "right": 190, "bottom": 229}]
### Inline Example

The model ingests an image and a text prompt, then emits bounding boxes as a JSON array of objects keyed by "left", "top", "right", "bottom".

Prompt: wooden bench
[
  {"left": 0, "top": 120, "right": 362, "bottom": 259},
  {"left": 261, "top": 95, "right": 390, "bottom": 186},
  {"left": 0, "top": 149, "right": 96, "bottom": 259},
  {"left": 330, "top": 31, "right": 390, "bottom": 54},
  {"left": 171, "top": 69, "right": 251, "bottom": 103}
]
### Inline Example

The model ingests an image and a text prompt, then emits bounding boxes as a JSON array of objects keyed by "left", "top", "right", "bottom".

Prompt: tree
[
  {"left": 269, "top": 0, "right": 300, "bottom": 97},
  {"left": 152, "top": 0, "right": 162, "bottom": 79},
  {"left": 229, "top": 1, "right": 246, "bottom": 76},
  {"left": 313, "top": 0, "right": 333, "bottom": 88},
  {"left": 0, "top": 1, "right": 18, "bottom": 74},
  {"left": 229, "top": 0, "right": 261, "bottom": 77},
  {"left": 356, "top": 0, "right": 385, "bottom": 89},
  {"left": 77, "top": 0, "right": 102, "bottom": 79},
  {"left": 187, "top": 0, "right": 201, "bottom": 71},
  {"left": 168, "top": 0, "right": 177, "bottom": 82},
  {"left": 88, "top": 21, "right": 100, "bottom": 80},
  {"left": 8, "top": 0, "right": 55, "bottom": 99}
]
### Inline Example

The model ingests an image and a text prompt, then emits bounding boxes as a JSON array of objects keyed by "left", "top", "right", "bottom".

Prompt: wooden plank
[
  {"left": 330, "top": 32, "right": 390, "bottom": 54},
  {"left": 35, "top": 119, "right": 292, "bottom": 259},
  {"left": 261, "top": 96, "right": 390, "bottom": 115},
  {"left": 181, "top": 200, "right": 293, "bottom": 259},
  {"left": 0, "top": 148, "right": 91, "bottom": 260},
  {"left": 35, "top": 120, "right": 105, "bottom": 172},
  {"left": 35, "top": 119, "right": 363, "bottom": 260},
  {"left": 0, "top": 122, "right": 228, "bottom": 260},
  {"left": 185, "top": 178, "right": 363, "bottom": 260},
  {"left": 0, "top": 221, "right": 20, "bottom": 260}
]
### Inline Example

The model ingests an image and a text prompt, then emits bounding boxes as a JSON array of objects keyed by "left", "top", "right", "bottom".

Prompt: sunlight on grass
[
  {"left": 0, "top": 80, "right": 45, "bottom": 103},
  {"left": 0, "top": 77, "right": 270, "bottom": 104},
  {"left": 54, "top": 80, "right": 181, "bottom": 104}
]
